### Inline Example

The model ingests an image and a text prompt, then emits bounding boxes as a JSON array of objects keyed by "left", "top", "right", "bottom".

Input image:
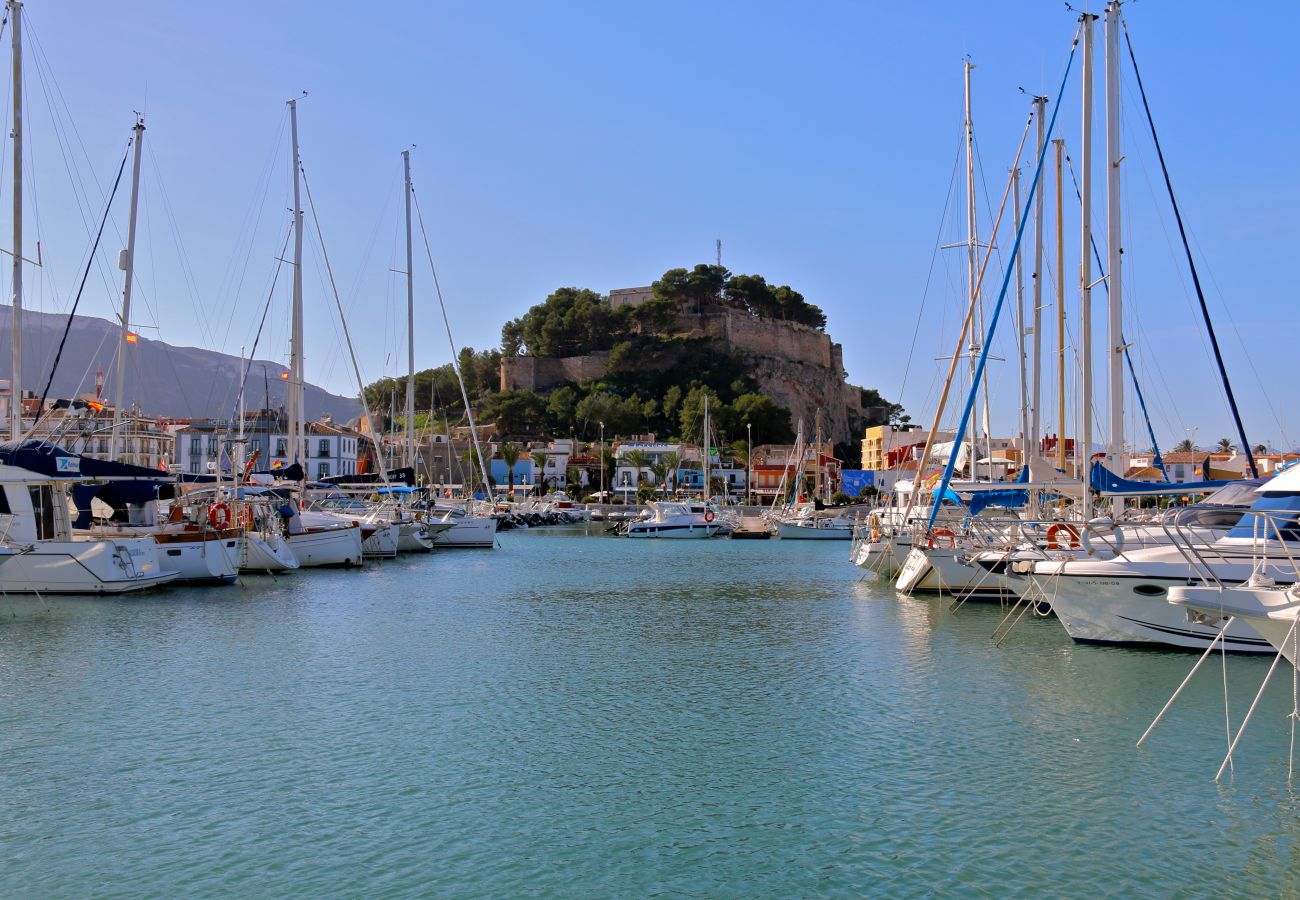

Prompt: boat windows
[
  {"left": 1133, "top": 584, "right": 1167, "bottom": 597},
  {"left": 28, "top": 485, "right": 57, "bottom": 541}
]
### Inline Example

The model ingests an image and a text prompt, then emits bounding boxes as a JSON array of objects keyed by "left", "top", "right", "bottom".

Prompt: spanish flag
[
  {"left": 126, "top": 333, "right": 138, "bottom": 345},
  {"left": 279, "top": 371, "right": 290, "bottom": 381},
  {"left": 86, "top": 400, "right": 105, "bottom": 412}
]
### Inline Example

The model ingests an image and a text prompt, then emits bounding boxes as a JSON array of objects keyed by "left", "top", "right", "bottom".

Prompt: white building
[{"left": 174, "top": 413, "right": 362, "bottom": 480}]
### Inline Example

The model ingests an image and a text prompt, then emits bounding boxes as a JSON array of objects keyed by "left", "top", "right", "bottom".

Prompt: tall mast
[
  {"left": 1013, "top": 166, "right": 1029, "bottom": 477},
  {"left": 110, "top": 117, "right": 145, "bottom": 461},
  {"left": 1104, "top": 1, "right": 1124, "bottom": 515},
  {"left": 238, "top": 344, "right": 246, "bottom": 478},
  {"left": 1030, "top": 95, "right": 1047, "bottom": 464},
  {"left": 1079, "top": 12, "right": 1097, "bottom": 515},
  {"left": 288, "top": 97, "right": 305, "bottom": 475},
  {"left": 963, "top": 58, "right": 982, "bottom": 480},
  {"left": 702, "top": 394, "right": 710, "bottom": 503},
  {"left": 8, "top": 0, "right": 21, "bottom": 440},
  {"left": 402, "top": 149, "right": 415, "bottom": 472},
  {"left": 1054, "top": 138, "right": 1066, "bottom": 475}
]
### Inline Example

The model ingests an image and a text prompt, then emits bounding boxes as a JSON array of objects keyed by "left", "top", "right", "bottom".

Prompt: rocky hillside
[{"left": 0, "top": 306, "right": 361, "bottom": 422}]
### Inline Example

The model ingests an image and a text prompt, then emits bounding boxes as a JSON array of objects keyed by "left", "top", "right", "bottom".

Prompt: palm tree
[
  {"left": 499, "top": 442, "right": 520, "bottom": 495},
  {"left": 531, "top": 450, "right": 548, "bottom": 492},
  {"left": 1216, "top": 437, "right": 1234, "bottom": 454},
  {"left": 1173, "top": 439, "right": 1195, "bottom": 453},
  {"left": 650, "top": 460, "right": 668, "bottom": 494},
  {"left": 623, "top": 449, "right": 650, "bottom": 487},
  {"left": 661, "top": 451, "right": 680, "bottom": 493}
]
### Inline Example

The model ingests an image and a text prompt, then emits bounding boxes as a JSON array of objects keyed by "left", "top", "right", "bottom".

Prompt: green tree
[
  {"left": 623, "top": 449, "right": 650, "bottom": 486},
  {"left": 531, "top": 450, "right": 549, "bottom": 490},
  {"left": 478, "top": 390, "right": 547, "bottom": 436},
  {"left": 1216, "top": 437, "right": 1234, "bottom": 454},
  {"left": 498, "top": 442, "right": 520, "bottom": 493},
  {"left": 1173, "top": 439, "right": 1196, "bottom": 453},
  {"left": 661, "top": 451, "right": 680, "bottom": 492}
]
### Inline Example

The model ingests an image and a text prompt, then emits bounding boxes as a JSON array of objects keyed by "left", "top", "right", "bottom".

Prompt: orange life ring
[
  {"left": 704, "top": 510, "right": 716, "bottom": 523},
  {"left": 1046, "top": 523, "right": 1082, "bottom": 550},
  {"left": 208, "top": 503, "right": 232, "bottom": 530},
  {"left": 928, "top": 528, "right": 956, "bottom": 549}
]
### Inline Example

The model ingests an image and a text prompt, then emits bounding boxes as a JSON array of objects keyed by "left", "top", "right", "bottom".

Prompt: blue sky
[{"left": 7, "top": 1, "right": 1298, "bottom": 450}]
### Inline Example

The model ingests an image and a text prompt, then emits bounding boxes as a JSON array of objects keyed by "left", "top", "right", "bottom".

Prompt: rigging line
[
  {"left": 27, "top": 141, "right": 131, "bottom": 436},
  {"left": 1060, "top": 151, "right": 1168, "bottom": 480},
  {"left": 928, "top": 29, "right": 1079, "bottom": 529},
  {"left": 225, "top": 220, "right": 292, "bottom": 423},
  {"left": 410, "top": 186, "right": 492, "bottom": 500},
  {"left": 896, "top": 115, "right": 965, "bottom": 418},
  {"left": 298, "top": 163, "right": 392, "bottom": 486},
  {"left": 1122, "top": 20, "right": 1257, "bottom": 478}
]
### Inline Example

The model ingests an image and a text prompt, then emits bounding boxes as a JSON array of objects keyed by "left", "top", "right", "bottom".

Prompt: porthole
[{"left": 1133, "top": 583, "right": 1167, "bottom": 597}]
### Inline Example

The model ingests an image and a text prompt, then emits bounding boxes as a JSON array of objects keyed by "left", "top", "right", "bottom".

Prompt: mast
[
  {"left": 963, "top": 58, "right": 983, "bottom": 480},
  {"left": 1079, "top": 12, "right": 1097, "bottom": 515},
  {"left": 1054, "top": 138, "right": 1066, "bottom": 475},
  {"left": 238, "top": 345, "right": 246, "bottom": 480},
  {"left": 110, "top": 117, "right": 145, "bottom": 461},
  {"left": 1104, "top": 1, "right": 1124, "bottom": 515},
  {"left": 8, "top": 0, "right": 21, "bottom": 439},
  {"left": 1030, "top": 95, "right": 1047, "bottom": 465},
  {"left": 402, "top": 149, "right": 416, "bottom": 472},
  {"left": 1013, "top": 166, "right": 1029, "bottom": 479},
  {"left": 702, "top": 394, "right": 710, "bottom": 503},
  {"left": 288, "top": 97, "right": 305, "bottom": 476}
]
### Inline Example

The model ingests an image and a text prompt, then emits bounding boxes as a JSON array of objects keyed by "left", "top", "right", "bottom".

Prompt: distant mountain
[{"left": 0, "top": 306, "right": 361, "bottom": 422}]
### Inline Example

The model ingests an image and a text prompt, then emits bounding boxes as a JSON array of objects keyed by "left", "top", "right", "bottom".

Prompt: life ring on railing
[
  {"left": 704, "top": 510, "right": 716, "bottom": 523},
  {"left": 1046, "top": 523, "right": 1082, "bottom": 551},
  {"left": 928, "top": 528, "right": 956, "bottom": 549},
  {"left": 1080, "top": 520, "right": 1124, "bottom": 558},
  {"left": 208, "top": 503, "right": 232, "bottom": 530}
]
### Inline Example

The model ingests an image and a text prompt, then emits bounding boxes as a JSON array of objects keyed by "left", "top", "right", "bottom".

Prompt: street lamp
[{"left": 746, "top": 421, "right": 752, "bottom": 507}]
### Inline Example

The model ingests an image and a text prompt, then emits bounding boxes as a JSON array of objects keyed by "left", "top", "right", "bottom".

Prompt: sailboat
[{"left": 273, "top": 97, "right": 364, "bottom": 568}]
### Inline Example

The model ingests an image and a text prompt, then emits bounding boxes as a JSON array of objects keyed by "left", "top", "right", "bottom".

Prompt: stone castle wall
[{"left": 499, "top": 309, "right": 863, "bottom": 444}]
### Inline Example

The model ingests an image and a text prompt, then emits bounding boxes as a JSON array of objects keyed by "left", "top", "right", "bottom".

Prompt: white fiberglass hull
[
  {"left": 626, "top": 521, "right": 721, "bottom": 539},
  {"left": 851, "top": 533, "right": 910, "bottom": 578},
  {"left": 396, "top": 522, "right": 434, "bottom": 552},
  {"left": 430, "top": 517, "right": 498, "bottom": 549},
  {"left": 1034, "top": 568, "right": 1274, "bottom": 653},
  {"left": 242, "top": 533, "right": 299, "bottom": 572},
  {"left": 0, "top": 538, "right": 178, "bottom": 594},
  {"left": 1170, "top": 585, "right": 1300, "bottom": 663},
  {"left": 895, "top": 546, "right": 1014, "bottom": 599},
  {"left": 777, "top": 520, "right": 853, "bottom": 540},
  {"left": 287, "top": 526, "right": 364, "bottom": 568},
  {"left": 362, "top": 523, "right": 399, "bottom": 559},
  {"left": 154, "top": 535, "right": 242, "bottom": 584}
]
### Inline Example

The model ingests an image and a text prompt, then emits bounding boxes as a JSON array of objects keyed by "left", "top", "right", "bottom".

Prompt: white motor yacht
[
  {"left": 626, "top": 501, "right": 722, "bottom": 539},
  {"left": 1024, "top": 475, "right": 1300, "bottom": 653},
  {"left": 0, "top": 465, "right": 177, "bottom": 594}
]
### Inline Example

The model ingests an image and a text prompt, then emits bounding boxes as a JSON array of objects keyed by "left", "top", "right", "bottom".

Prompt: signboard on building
[{"left": 841, "top": 469, "right": 873, "bottom": 497}]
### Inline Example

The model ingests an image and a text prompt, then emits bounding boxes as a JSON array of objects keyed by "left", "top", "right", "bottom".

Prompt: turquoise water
[{"left": 3, "top": 528, "right": 1300, "bottom": 896}]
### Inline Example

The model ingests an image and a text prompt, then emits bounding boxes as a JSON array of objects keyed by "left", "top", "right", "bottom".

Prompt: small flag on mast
[
  {"left": 279, "top": 371, "right": 290, "bottom": 381},
  {"left": 125, "top": 333, "right": 139, "bottom": 345}
]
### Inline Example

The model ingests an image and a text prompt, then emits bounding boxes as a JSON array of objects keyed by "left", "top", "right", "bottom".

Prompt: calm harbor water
[{"left": 3, "top": 528, "right": 1300, "bottom": 896}]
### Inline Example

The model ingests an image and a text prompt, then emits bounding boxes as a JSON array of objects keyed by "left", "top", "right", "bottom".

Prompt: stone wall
[{"left": 498, "top": 309, "right": 865, "bottom": 445}]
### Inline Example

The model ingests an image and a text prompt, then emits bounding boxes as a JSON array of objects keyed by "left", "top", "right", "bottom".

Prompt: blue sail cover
[
  {"left": 0, "top": 439, "right": 166, "bottom": 479},
  {"left": 966, "top": 465, "right": 1032, "bottom": 516},
  {"left": 70, "top": 481, "right": 166, "bottom": 529},
  {"left": 1090, "top": 460, "right": 1231, "bottom": 496}
]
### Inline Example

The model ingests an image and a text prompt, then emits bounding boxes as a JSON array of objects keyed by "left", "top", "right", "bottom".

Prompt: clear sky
[{"left": 7, "top": 0, "right": 1297, "bottom": 451}]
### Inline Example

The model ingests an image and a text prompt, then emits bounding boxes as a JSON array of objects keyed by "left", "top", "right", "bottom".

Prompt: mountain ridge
[{"left": 0, "top": 306, "right": 361, "bottom": 422}]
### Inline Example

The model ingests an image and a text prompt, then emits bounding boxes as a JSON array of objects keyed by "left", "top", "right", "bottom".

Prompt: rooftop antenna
[{"left": 715, "top": 238, "right": 722, "bottom": 267}]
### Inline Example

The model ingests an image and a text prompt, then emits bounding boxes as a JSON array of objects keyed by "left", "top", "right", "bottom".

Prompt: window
[
  {"left": 276, "top": 439, "right": 287, "bottom": 457},
  {"left": 0, "top": 486, "right": 10, "bottom": 515},
  {"left": 189, "top": 436, "right": 201, "bottom": 456},
  {"left": 317, "top": 462, "right": 330, "bottom": 479},
  {"left": 318, "top": 439, "right": 330, "bottom": 458},
  {"left": 29, "top": 485, "right": 57, "bottom": 540},
  {"left": 98, "top": 438, "right": 108, "bottom": 454},
  {"left": 189, "top": 460, "right": 201, "bottom": 475}
]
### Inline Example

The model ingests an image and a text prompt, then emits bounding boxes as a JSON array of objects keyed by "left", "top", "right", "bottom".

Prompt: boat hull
[
  {"left": 626, "top": 522, "right": 721, "bottom": 538},
  {"left": 0, "top": 539, "right": 178, "bottom": 594},
  {"left": 777, "top": 521, "right": 852, "bottom": 540},
  {"left": 242, "top": 533, "right": 300, "bottom": 572},
  {"left": 287, "top": 526, "right": 364, "bottom": 568},
  {"left": 430, "top": 517, "right": 498, "bottom": 549}
]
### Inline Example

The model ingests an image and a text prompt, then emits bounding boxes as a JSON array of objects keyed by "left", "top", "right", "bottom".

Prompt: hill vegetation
[{"left": 365, "top": 264, "right": 892, "bottom": 457}]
